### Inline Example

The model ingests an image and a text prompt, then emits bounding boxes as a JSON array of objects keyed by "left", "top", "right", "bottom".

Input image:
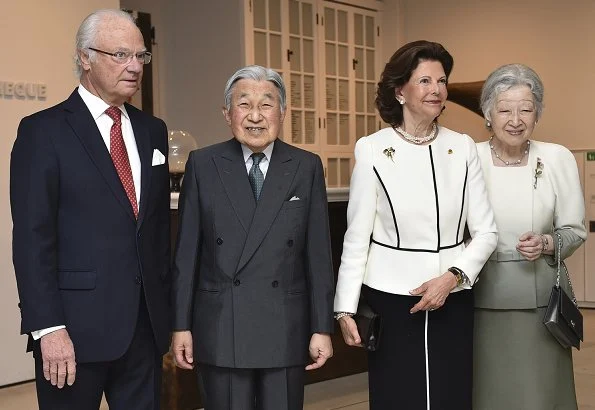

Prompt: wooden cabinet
[{"left": 246, "top": 0, "right": 384, "bottom": 187}]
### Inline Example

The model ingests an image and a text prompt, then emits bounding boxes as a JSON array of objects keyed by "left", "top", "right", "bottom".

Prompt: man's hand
[
  {"left": 338, "top": 316, "right": 362, "bottom": 347},
  {"left": 409, "top": 272, "right": 457, "bottom": 313},
  {"left": 171, "top": 331, "right": 194, "bottom": 369},
  {"left": 40, "top": 328, "right": 76, "bottom": 388},
  {"left": 306, "top": 333, "right": 333, "bottom": 370}
]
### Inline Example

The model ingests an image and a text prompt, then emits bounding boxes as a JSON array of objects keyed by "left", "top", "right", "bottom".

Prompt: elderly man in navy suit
[
  {"left": 10, "top": 9, "right": 170, "bottom": 410},
  {"left": 170, "top": 65, "right": 335, "bottom": 410}
]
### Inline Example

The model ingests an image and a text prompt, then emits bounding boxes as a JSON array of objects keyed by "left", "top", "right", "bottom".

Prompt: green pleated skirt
[{"left": 473, "top": 307, "right": 577, "bottom": 410}]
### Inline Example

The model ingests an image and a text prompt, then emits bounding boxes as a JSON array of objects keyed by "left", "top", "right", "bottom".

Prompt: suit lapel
[
  {"left": 213, "top": 139, "right": 256, "bottom": 233},
  {"left": 236, "top": 140, "right": 299, "bottom": 273},
  {"left": 127, "top": 104, "right": 152, "bottom": 229},
  {"left": 64, "top": 90, "right": 135, "bottom": 221}
]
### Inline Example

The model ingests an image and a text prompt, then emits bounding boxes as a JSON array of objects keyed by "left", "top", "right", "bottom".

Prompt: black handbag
[
  {"left": 543, "top": 233, "right": 583, "bottom": 350},
  {"left": 353, "top": 296, "right": 383, "bottom": 352}
]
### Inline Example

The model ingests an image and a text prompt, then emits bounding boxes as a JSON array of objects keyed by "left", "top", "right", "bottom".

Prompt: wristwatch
[{"left": 448, "top": 266, "right": 469, "bottom": 287}]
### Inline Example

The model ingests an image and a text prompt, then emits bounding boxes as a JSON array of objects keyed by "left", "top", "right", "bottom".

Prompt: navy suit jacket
[{"left": 10, "top": 89, "right": 171, "bottom": 362}]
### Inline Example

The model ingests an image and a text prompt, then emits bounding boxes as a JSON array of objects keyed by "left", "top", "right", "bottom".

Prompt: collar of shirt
[
  {"left": 241, "top": 141, "right": 275, "bottom": 178},
  {"left": 78, "top": 84, "right": 130, "bottom": 121}
]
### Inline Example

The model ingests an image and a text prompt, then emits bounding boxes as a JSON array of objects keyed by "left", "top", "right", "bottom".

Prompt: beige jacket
[{"left": 474, "top": 140, "right": 586, "bottom": 309}]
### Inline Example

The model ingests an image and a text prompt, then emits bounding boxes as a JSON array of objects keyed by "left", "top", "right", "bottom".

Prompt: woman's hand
[
  {"left": 517, "top": 231, "right": 551, "bottom": 261},
  {"left": 409, "top": 272, "right": 457, "bottom": 313},
  {"left": 338, "top": 315, "right": 363, "bottom": 347}
]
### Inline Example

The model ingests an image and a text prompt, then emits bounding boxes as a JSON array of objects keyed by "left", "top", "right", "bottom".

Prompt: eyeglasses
[{"left": 88, "top": 47, "right": 152, "bottom": 65}]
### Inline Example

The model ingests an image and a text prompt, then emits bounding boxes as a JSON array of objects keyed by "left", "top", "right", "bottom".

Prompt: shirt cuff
[{"left": 31, "top": 325, "right": 66, "bottom": 340}]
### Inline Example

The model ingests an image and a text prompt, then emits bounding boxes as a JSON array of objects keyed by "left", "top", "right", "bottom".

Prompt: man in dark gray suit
[{"left": 170, "top": 65, "right": 335, "bottom": 410}]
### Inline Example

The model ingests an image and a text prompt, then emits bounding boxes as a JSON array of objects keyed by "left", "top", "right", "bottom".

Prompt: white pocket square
[
  {"left": 152, "top": 149, "right": 166, "bottom": 166},
  {"left": 289, "top": 196, "right": 300, "bottom": 201}
]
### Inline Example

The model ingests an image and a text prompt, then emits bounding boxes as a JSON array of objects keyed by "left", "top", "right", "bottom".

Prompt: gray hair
[
  {"left": 74, "top": 9, "right": 136, "bottom": 78},
  {"left": 480, "top": 64, "right": 544, "bottom": 122},
  {"left": 224, "top": 65, "right": 286, "bottom": 112}
]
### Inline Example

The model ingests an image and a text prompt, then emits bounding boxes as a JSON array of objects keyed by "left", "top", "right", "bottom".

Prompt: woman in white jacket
[{"left": 333, "top": 40, "right": 497, "bottom": 410}]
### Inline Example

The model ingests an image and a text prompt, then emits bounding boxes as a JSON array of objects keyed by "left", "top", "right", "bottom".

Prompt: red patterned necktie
[{"left": 105, "top": 106, "right": 138, "bottom": 218}]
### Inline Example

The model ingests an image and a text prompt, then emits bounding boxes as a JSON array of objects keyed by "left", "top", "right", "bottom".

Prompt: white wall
[
  {"left": 120, "top": 0, "right": 166, "bottom": 118},
  {"left": 400, "top": 0, "right": 595, "bottom": 148},
  {"left": 122, "top": 0, "right": 247, "bottom": 148},
  {"left": 0, "top": 0, "right": 117, "bottom": 386},
  {"left": 115, "top": 0, "right": 595, "bottom": 149},
  {"left": 380, "top": 0, "right": 406, "bottom": 69}
]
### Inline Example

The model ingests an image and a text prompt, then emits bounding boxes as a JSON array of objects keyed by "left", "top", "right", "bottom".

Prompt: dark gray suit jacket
[{"left": 171, "top": 138, "right": 334, "bottom": 368}]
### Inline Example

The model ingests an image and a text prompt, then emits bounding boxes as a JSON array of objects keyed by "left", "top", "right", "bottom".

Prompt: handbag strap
[{"left": 555, "top": 232, "right": 578, "bottom": 307}]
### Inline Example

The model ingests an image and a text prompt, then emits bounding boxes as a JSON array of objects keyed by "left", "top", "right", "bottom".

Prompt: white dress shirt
[{"left": 32, "top": 85, "right": 142, "bottom": 340}]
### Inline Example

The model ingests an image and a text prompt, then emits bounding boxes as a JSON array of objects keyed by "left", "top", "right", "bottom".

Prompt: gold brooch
[{"left": 383, "top": 147, "right": 395, "bottom": 162}]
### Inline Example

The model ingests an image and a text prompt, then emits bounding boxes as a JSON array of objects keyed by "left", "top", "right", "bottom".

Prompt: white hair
[
  {"left": 74, "top": 9, "right": 136, "bottom": 78},
  {"left": 224, "top": 65, "right": 286, "bottom": 112},
  {"left": 480, "top": 64, "right": 544, "bottom": 122}
]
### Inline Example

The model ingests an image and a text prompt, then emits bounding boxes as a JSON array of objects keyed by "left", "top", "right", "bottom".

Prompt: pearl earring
[
  {"left": 396, "top": 97, "right": 405, "bottom": 105},
  {"left": 486, "top": 121, "right": 491, "bottom": 128}
]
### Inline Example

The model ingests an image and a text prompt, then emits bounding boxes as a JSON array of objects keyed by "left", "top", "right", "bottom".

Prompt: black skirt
[{"left": 363, "top": 285, "right": 474, "bottom": 410}]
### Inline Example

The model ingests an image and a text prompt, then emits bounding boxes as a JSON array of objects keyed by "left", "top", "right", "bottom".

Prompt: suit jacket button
[
  {"left": 135, "top": 275, "right": 142, "bottom": 285},
  {"left": 216, "top": 238, "right": 223, "bottom": 245},
  {"left": 271, "top": 281, "right": 279, "bottom": 288},
  {"left": 287, "top": 240, "right": 294, "bottom": 247},
  {"left": 234, "top": 279, "right": 240, "bottom": 286}
]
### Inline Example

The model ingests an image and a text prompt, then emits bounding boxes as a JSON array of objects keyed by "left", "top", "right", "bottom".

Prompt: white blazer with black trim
[{"left": 334, "top": 126, "right": 498, "bottom": 313}]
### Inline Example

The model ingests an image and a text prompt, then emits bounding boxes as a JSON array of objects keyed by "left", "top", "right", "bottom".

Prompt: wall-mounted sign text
[{"left": 0, "top": 81, "right": 47, "bottom": 100}]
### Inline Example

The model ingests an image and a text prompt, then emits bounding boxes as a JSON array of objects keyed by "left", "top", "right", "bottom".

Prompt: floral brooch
[
  {"left": 383, "top": 147, "right": 395, "bottom": 162},
  {"left": 533, "top": 157, "right": 544, "bottom": 189}
]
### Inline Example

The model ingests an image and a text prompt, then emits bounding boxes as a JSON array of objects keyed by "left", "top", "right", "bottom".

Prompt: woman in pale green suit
[{"left": 473, "top": 64, "right": 587, "bottom": 410}]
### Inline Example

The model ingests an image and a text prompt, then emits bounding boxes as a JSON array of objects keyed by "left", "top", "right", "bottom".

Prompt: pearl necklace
[
  {"left": 394, "top": 122, "right": 437, "bottom": 145},
  {"left": 489, "top": 136, "right": 530, "bottom": 166}
]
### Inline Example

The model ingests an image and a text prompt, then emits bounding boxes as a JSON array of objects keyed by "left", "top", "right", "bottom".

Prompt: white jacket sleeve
[
  {"left": 453, "top": 136, "right": 498, "bottom": 284},
  {"left": 333, "top": 137, "right": 377, "bottom": 313},
  {"left": 547, "top": 145, "right": 587, "bottom": 263}
]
